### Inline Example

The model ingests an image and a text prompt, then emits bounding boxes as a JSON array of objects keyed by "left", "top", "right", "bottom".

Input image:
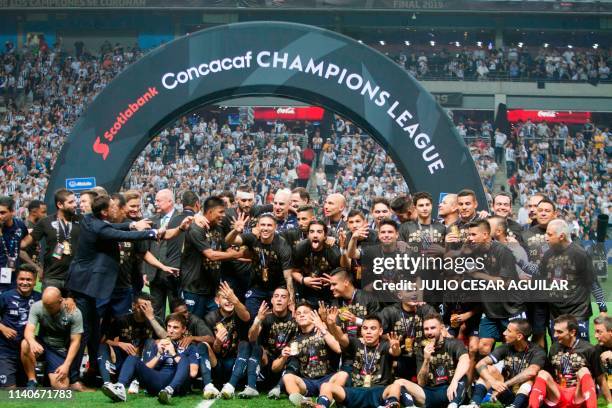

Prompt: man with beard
[
  {"left": 0, "top": 266, "right": 41, "bottom": 388},
  {"left": 446, "top": 189, "right": 480, "bottom": 246},
  {"left": 98, "top": 293, "right": 167, "bottom": 391},
  {"left": 226, "top": 213, "right": 294, "bottom": 320},
  {"left": 528, "top": 315, "right": 602, "bottom": 408},
  {"left": 22, "top": 200, "right": 46, "bottom": 270},
  {"left": 438, "top": 194, "right": 459, "bottom": 228},
  {"left": 0, "top": 196, "right": 29, "bottom": 294},
  {"left": 248, "top": 286, "right": 298, "bottom": 399},
  {"left": 347, "top": 219, "right": 415, "bottom": 301},
  {"left": 340, "top": 210, "right": 378, "bottom": 288},
  {"left": 465, "top": 219, "right": 524, "bottom": 357},
  {"left": 593, "top": 316, "right": 612, "bottom": 404},
  {"left": 384, "top": 313, "right": 470, "bottom": 408},
  {"left": 379, "top": 294, "right": 436, "bottom": 380},
  {"left": 390, "top": 195, "right": 414, "bottom": 225},
  {"left": 399, "top": 192, "right": 446, "bottom": 253},
  {"left": 526, "top": 193, "right": 546, "bottom": 228},
  {"left": 461, "top": 319, "right": 546, "bottom": 408},
  {"left": 281, "top": 302, "right": 342, "bottom": 407},
  {"left": 272, "top": 189, "right": 299, "bottom": 233},
  {"left": 181, "top": 196, "right": 244, "bottom": 318},
  {"left": 102, "top": 313, "right": 200, "bottom": 404},
  {"left": 292, "top": 220, "right": 341, "bottom": 306},
  {"left": 521, "top": 198, "right": 557, "bottom": 348},
  {"left": 323, "top": 193, "right": 347, "bottom": 241},
  {"left": 306, "top": 313, "right": 401, "bottom": 408},
  {"left": 205, "top": 282, "right": 250, "bottom": 399},
  {"left": 283, "top": 205, "right": 315, "bottom": 250},
  {"left": 540, "top": 219, "right": 607, "bottom": 340},
  {"left": 21, "top": 189, "right": 77, "bottom": 290},
  {"left": 492, "top": 193, "right": 524, "bottom": 245},
  {"left": 370, "top": 198, "right": 392, "bottom": 231}
]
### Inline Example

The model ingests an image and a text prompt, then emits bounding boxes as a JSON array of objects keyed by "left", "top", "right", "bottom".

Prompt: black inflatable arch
[{"left": 45, "top": 21, "right": 486, "bottom": 207}]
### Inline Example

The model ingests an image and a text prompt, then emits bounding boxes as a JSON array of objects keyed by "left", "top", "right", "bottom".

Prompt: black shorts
[{"left": 0, "top": 354, "right": 20, "bottom": 387}]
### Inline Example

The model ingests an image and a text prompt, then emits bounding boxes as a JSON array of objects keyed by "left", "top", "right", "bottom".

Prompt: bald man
[
  {"left": 21, "top": 287, "right": 84, "bottom": 390},
  {"left": 323, "top": 193, "right": 346, "bottom": 240},
  {"left": 272, "top": 188, "right": 298, "bottom": 233},
  {"left": 438, "top": 194, "right": 459, "bottom": 228}
]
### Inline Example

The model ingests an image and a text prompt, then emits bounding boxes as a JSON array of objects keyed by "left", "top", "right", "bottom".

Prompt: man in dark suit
[
  {"left": 144, "top": 189, "right": 190, "bottom": 320},
  {"left": 65, "top": 195, "right": 180, "bottom": 381}
]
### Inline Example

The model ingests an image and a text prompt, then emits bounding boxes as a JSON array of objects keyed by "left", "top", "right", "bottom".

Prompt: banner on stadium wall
[
  {"left": 253, "top": 107, "right": 324, "bottom": 121},
  {"left": 507, "top": 110, "right": 591, "bottom": 124},
  {"left": 45, "top": 22, "right": 487, "bottom": 210}
]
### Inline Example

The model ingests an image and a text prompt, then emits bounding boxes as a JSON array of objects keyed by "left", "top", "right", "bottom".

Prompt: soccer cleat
[
  {"left": 26, "top": 380, "right": 38, "bottom": 390},
  {"left": 158, "top": 386, "right": 174, "bottom": 405},
  {"left": 102, "top": 382, "right": 127, "bottom": 402},
  {"left": 289, "top": 393, "right": 307, "bottom": 407},
  {"left": 377, "top": 401, "right": 400, "bottom": 408},
  {"left": 220, "top": 382, "right": 235, "bottom": 399},
  {"left": 300, "top": 399, "right": 323, "bottom": 408},
  {"left": 267, "top": 385, "right": 282, "bottom": 399},
  {"left": 203, "top": 383, "right": 220, "bottom": 399},
  {"left": 238, "top": 385, "right": 260, "bottom": 399},
  {"left": 128, "top": 380, "right": 139, "bottom": 394}
]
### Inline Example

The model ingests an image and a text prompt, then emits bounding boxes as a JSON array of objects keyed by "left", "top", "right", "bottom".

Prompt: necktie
[{"left": 160, "top": 215, "right": 169, "bottom": 228}]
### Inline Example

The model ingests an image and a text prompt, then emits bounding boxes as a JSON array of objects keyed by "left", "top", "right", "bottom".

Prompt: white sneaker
[
  {"left": 102, "top": 382, "right": 127, "bottom": 402},
  {"left": 459, "top": 404, "right": 479, "bottom": 408},
  {"left": 221, "top": 383, "right": 235, "bottom": 399},
  {"left": 289, "top": 393, "right": 306, "bottom": 407},
  {"left": 203, "top": 383, "right": 220, "bottom": 399},
  {"left": 238, "top": 385, "right": 259, "bottom": 399},
  {"left": 448, "top": 403, "right": 459, "bottom": 408},
  {"left": 128, "top": 380, "right": 139, "bottom": 394},
  {"left": 267, "top": 385, "right": 281, "bottom": 399}
]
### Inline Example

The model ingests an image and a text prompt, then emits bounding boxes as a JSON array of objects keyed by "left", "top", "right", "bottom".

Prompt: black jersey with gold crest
[
  {"left": 399, "top": 221, "right": 446, "bottom": 253},
  {"left": 204, "top": 309, "right": 244, "bottom": 358},
  {"left": 522, "top": 225, "right": 548, "bottom": 266},
  {"left": 286, "top": 329, "right": 337, "bottom": 379},
  {"left": 259, "top": 312, "right": 298, "bottom": 358},
  {"left": 346, "top": 337, "right": 394, "bottom": 387},
  {"left": 331, "top": 289, "right": 380, "bottom": 338},
  {"left": 489, "top": 342, "right": 546, "bottom": 380},
  {"left": 416, "top": 337, "right": 467, "bottom": 387},
  {"left": 293, "top": 240, "right": 341, "bottom": 303},
  {"left": 241, "top": 233, "right": 292, "bottom": 291},
  {"left": 379, "top": 303, "right": 436, "bottom": 357},
  {"left": 596, "top": 344, "right": 612, "bottom": 389},
  {"left": 547, "top": 339, "right": 602, "bottom": 387}
]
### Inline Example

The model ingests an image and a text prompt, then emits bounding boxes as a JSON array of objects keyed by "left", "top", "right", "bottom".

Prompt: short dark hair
[
  {"left": 413, "top": 191, "right": 433, "bottom": 206},
  {"left": 292, "top": 187, "right": 310, "bottom": 203},
  {"left": 307, "top": 219, "right": 328, "bottom": 235},
  {"left": 219, "top": 190, "right": 234, "bottom": 204},
  {"left": 92, "top": 195, "right": 111, "bottom": 218},
  {"left": 554, "top": 314, "right": 578, "bottom": 335},
  {"left": 54, "top": 188, "right": 74, "bottom": 208},
  {"left": 297, "top": 204, "right": 315, "bottom": 214},
  {"left": 204, "top": 196, "right": 225, "bottom": 213},
  {"left": 493, "top": 192, "right": 512, "bottom": 205},
  {"left": 537, "top": 197, "right": 557, "bottom": 211},
  {"left": 237, "top": 185, "right": 254, "bottom": 194},
  {"left": 330, "top": 267, "right": 352, "bottom": 281},
  {"left": 423, "top": 313, "right": 444, "bottom": 324},
  {"left": 181, "top": 190, "right": 199, "bottom": 208},
  {"left": 165, "top": 312, "right": 187, "bottom": 328},
  {"left": 509, "top": 318, "right": 532, "bottom": 339},
  {"left": 390, "top": 195, "right": 412, "bottom": 213},
  {"left": 347, "top": 209, "right": 365, "bottom": 220},
  {"left": 372, "top": 197, "right": 390, "bottom": 209},
  {"left": 170, "top": 298, "right": 187, "bottom": 311},
  {"left": 258, "top": 213, "right": 277, "bottom": 224},
  {"left": 110, "top": 193, "right": 126, "bottom": 208},
  {"left": 294, "top": 301, "right": 314, "bottom": 312},
  {"left": 379, "top": 218, "right": 398, "bottom": 231},
  {"left": 362, "top": 314, "right": 383, "bottom": 327},
  {"left": 468, "top": 219, "right": 491, "bottom": 234},
  {"left": 0, "top": 196, "right": 15, "bottom": 211},
  {"left": 27, "top": 199, "right": 45, "bottom": 212},
  {"left": 134, "top": 292, "right": 152, "bottom": 303},
  {"left": 457, "top": 189, "right": 477, "bottom": 201},
  {"left": 17, "top": 263, "right": 37, "bottom": 276}
]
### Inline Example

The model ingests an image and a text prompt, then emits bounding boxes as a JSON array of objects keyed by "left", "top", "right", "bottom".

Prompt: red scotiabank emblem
[{"left": 92, "top": 87, "right": 159, "bottom": 160}]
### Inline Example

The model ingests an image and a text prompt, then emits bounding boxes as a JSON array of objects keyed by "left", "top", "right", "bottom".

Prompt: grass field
[{"left": 4, "top": 273, "right": 608, "bottom": 407}]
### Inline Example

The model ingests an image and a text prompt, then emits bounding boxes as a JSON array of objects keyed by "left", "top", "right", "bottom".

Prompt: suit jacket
[
  {"left": 144, "top": 209, "right": 189, "bottom": 282},
  {"left": 65, "top": 214, "right": 157, "bottom": 299}
]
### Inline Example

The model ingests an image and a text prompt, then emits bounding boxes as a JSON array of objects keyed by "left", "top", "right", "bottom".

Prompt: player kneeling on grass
[
  {"left": 281, "top": 302, "right": 343, "bottom": 407},
  {"left": 461, "top": 319, "right": 546, "bottom": 408},
  {"left": 102, "top": 312, "right": 199, "bottom": 404},
  {"left": 303, "top": 311, "right": 401, "bottom": 408},
  {"left": 21, "top": 286, "right": 83, "bottom": 390},
  {"left": 383, "top": 313, "right": 470, "bottom": 408},
  {"left": 528, "top": 314, "right": 603, "bottom": 408}
]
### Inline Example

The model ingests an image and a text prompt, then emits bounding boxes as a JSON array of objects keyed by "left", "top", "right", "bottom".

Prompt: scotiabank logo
[{"left": 92, "top": 87, "right": 159, "bottom": 160}]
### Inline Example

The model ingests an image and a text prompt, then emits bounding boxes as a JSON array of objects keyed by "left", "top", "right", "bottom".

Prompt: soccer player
[
  {"left": 384, "top": 313, "right": 470, "bottom": 408},
  {"left": 0, "top": 266, "right": 41, "bottom": 388},
  {"left": 593, "top": 316, "right": 612, "bottom": 404},
  {"left": 528, "top": 315, "right": 603, "bottom": 408},
  {"left": 461, "top": 319, "right": 546, "bottom": 408}
]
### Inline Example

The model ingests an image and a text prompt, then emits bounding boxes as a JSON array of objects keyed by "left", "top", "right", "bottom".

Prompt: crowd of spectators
[
  {"left": 0, "top": 37, "right": 610, "bottom": 238},
  {"left": 385, "top": 44, "right": 611, "bottom": 82}
]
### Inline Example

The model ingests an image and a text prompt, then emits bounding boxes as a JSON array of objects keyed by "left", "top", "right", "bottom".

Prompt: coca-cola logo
[
  {"left": 276, "top": 107, "right": 295, "bottom": 115},
  {"left": 537, "top": 110, "right": 557, "bottom": 118}
]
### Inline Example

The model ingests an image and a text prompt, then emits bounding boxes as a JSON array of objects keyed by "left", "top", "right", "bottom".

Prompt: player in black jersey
[
  {"left": 529, "top": 315, "right": 602, "bottom": 408},
  {"left": 461, "top": 319, "right": 546, "bottom": 408},
  {"left": 283, "top": 205, "right": 315, "bottom": 250},
  {"left": 593, "top": 316, "right": 612, "bottom": 405}
]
